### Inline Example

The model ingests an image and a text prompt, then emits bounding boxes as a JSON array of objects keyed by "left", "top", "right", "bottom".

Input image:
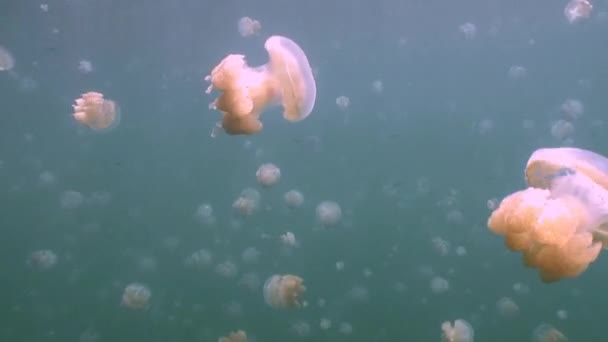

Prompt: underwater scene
[{"left": 1, "top": 0, "right": 608, "bottom": 341}]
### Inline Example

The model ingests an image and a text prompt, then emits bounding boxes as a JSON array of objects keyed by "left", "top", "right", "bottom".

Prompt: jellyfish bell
[
  {"left": 565, "top": 0, "right": 593, "bottom": 23},
  {"left": 263, "top": 274, "right": 306, "bottom": 309},
  {"left": 488, "top": 147, "right": 608, "bottom": 282},
  {"left": 72, "top": 92, "right": 120, "bottom": 131},
  {"left": 205, "top": 35, "right": 316, "bottom": 136},
  {"left": 441, "top": 319, "right": 474, "bottom": 342}
]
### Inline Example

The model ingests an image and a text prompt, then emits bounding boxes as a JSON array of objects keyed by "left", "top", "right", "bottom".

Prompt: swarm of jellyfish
[
  {"left": 488, "top": 147, "right": 608, "bottom": 282},
  {"left": 205, "top": 35, "right": 316, "bottom": 136},
  {"left": 72, "top": 92, "right": 120, "bottom": 131},
  {"left": 441, "top": 319, "right": 474, "bottom": 342},
  {"left": 219, "top": 329, "right": 247, "bottom": 342},
  {"left": 263, "top": 274, "right": 306, "bottom": 309},
  {"left": 121, "top": 283, "right": 151, "bottom": 310}
]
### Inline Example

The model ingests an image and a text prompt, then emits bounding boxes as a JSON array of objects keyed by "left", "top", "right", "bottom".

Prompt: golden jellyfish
[
  {"left": 205, "top": 35, "right": 316, "bottom": 136},
  {"left": 218, "top": 330, "right": 247, "bottom": 342},
  {"left": 532, "top": 324, "right": 567, "bottom": 342},
  {"left": 72, "top": 92, "right": 120, "bottom": 131},
  {"left": 441, "top": 319, "right": 474, "bottom": 342},
  {"left": 263, "top": 274, "right": 306, "bottom": 309},
  {"left": 488, "top": 147, "right": 608, "bottom": 283}
]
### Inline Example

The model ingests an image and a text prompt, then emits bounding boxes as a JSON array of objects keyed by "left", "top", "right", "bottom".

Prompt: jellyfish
[
  {"left": 284, "top": 190, "right": 304, "bottom": 209},
  {"left": 121, "top": 283, "right": 151, "bottom": 310},
  {"left": 565, "top": 0, "right": 593, "bottom": 23},
  {"left": 441, "top": 319, "right": 474, "bottom": 342},
  {"left": 488, "top": 147, "right": 608, "bottom": 282},
  {"left": 219, "top": 330, "right": 247, "bottom": 342},
  {"left": 263, "top": 274, "right": 305, "bottom": 309},
  {"left": 72, "top": 92, "right": 120, "bottom": 131},
  {"left": 256, "top": 163, "right": 281, "bottom": 187},
  {"left": 205, "top": 35, "right": 316, "bottom": 135},
  {"left": 27, "top": 249, "right": 58, "bottom": 270},
  {"left": 316, "top": 200, "right": 342, "bottom": 227},
  {"left": 0, "top": 46, "right": 15, "bottom": 71},
  {"left": 532, "top": 323, "right": 567, "bottom": 342},
  {"left": 238, "top": 16, "right": 261, "bottom": 37}
]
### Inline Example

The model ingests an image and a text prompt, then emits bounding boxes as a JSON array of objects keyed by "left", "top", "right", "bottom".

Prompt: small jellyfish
[
  {"left": 0, "top": 46, "right": 15, "bottom": 71},
  {"left": 533, "top": 323, "right": 567, "bottom": 341},
  {"left": 459, "top": 22, "right": 477, "bottom": 40},
  {"left": 78, "top": 60, "right": 94, "bottom": 73},
  {"left": 185, "top": 249, "right": 213, "bottom": 269},
  {"left": 565, "top": 0, "right": 593, "bottom": 23},
  {"left": 430, "top": 276, "right": 450, "bottom": 294},
  {"left": 241, "top": 247, "right": 260, "bottom": 264},
  {"left": 336, "top": 95, "right": 350, "bottom": 110},
  {"left": 441, "top": 319, "right": 474, "bottom": 342},
  {"left": 256, "top": 163, "right": 281, "bottom": 187},
  {"left": 233, "top": 188, "right": 261, "bottom": 216},
  {"left": 27, "top": 249, "right": 58, "bottom": 270},
  {"left": 205, "top": 36, "right": 316, "bottom": 135},
  {"left": 60, "top": 190, "right": 84, "bottom": 209},
  {"left": 280, "top": 231, "right": 298, "bottom": 247},
  {"left": 121, "top": 283, "right": 151, "bottom": 310},
  {"left": 215, "top": 260, "right": 239, "bottom": 278},
  {"left": 550, "top": 119, "right": 574, "bottom": 141},
  {"left": 316, "top": 200, "right": 342, "bottom": 227},
  {"left": 218, "top": 329, "right": 247, "bottom": 342},
  {"left": 488, "top": 147, "right": 608, "bottom": 282},
  {"left": 195, "top": 203, "right": 216, "bottom": 225},
  {"left": 560, "top": 98, "right": 584, "bottom": 120},
  {"left": 238, "top": 16, "right": 261, "bottom": 37},
  {"left": 284, "top": 190, "right": 304, "bottom": 209},
  {"left": 508, "top": 65, "right": 527, "bottom": 80},
  {"left": 72, "top": 92, "right": 120, "bottom": 131},
  {"left": 263, "top": 274, "right": 306, "bottom": 309},
  {"left": 496, "top": 297, "right": 520, "bottom": 318},
  {"left": 371, "top": 80, "right": 383, "bottom": 93}
]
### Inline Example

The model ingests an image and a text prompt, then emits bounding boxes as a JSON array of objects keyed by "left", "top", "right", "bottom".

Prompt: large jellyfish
[
  {"left": 263, "top": 274, "right": 306, "bottom": 309},
  {"left": 205, "top": 35, "right": 316, "bottom": 135},
  {"left": 488, "top": 147, "right": 608, "bottom": 282}
]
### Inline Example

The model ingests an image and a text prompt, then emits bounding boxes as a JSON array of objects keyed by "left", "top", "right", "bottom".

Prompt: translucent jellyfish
[
  {"left": 60, "top": 190, "right": 84, "bottom": 209},
  {"left": 496, "top": 297, "right": 520, "bottom": 318},
  {"left": 316, "top": 200, "right": 342, "bottom": 227},
  {"left": 284, "top": 190, "right": 304, "bottom": 209},
  {"left": 218, "top": 329, "right": 247, "bottom": 342},
  {"left": 532, "top": 324, "right": 567, "bottom": 341},
  {"left": 78, "top": 60, "right": 93, "bottom": 73},
  {"left": 336, "top": 95, "right": 350, "bottom": 110},
  {"left": 371, "top": 80, "right": 383, "bottom": 93},
  {"left": 263, "top": 274, "right": 306, "bottom": 309},
  {"left": 508, "top": 65, "right": 527, "bottom": 80},
  {"left": 550, "top": 119, "right": 574, "bottom": 141},
  {"left": 430, "top": 276, "right": 450, "bottom": 294},
  {"left": 195, "top": 203, "right": 216, "bottom": 225},
  {"left": 205, "top": 36, "right": 316, "bottom": 135},
  {"left": 121, "top": 283, "right": 151, "bottom": 310},
  {"left": 256, "top": 163, "right": 281, "bottom": 187},
  {"left": 338, "top": 322, "right": 353, "bottom": 335},
  {"left": 72, "top": 92, "right": 120, "bottom": 131},
  {"left": 233, "top": 188, "right": 261, "bottom": 216},
  {"left": 185, "top": 249, "right": 213, "bottom": 269},
  {"left": 459, "top": 22, "right": 477, "bottom": 40},
  {"left": 280, "top": 231, "right": 298, "bottom": 247},
  {"left": 441, "top": 319, "right": 474, "bottom": 342},
  {"left": 238, "top": 16, "right": 261, "bottom": 37},
  {"left": 560, "top": 98, "right": 584, "bottom": 120},
  {"left": 565, "top": 0, "right": 593, "bottom": 23},
  {"left": 0, "top": 46, "right": 15, "bottom": 71},
  {"left": 215, "top": 260, "right": 239, "bottom": 278},
  {"left": 38, "top": 171, "right": 56, "bottom": 186},
  {"left": 432, "top": 236, "right": 451, "bottom": 256},
  {"left": 27, "top": 249, "right": 58, "bottom": 270},
  {"left": 241, "top": 247, "right": 260, "bottom": 264},
  {"left": 488, "top": 147, "right": 608, "bottom": 282},
  {"left": 320, "top": 318, "right": 332, "bottom": 330},
  {"left": 556, "top": 309, "right": 568, "bottom": 320}
]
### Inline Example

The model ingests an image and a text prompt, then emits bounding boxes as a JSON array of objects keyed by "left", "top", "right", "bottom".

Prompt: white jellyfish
[
  {"left": 550, "top": 119, "right": 574, "bottom": 141},
  {"left": 430, "top": 276, "right": 450, "bottom": 294},
  {"left": 256, "top": 163, "right": 281, "bottom": 187},
  {"left": 508, "top": 65, "right": 527, "bottom": 80},
  {"left": 27, "top": 249, "right": 58, "bottom": 270},
  {"left": 496, "top": 297, "right": 520, "bottom": 318},
  {"left": 459, "top": 22, "right": 477, "bottom": 39},
  {"left": 316, "top": 200, "right": 342, "bottom": 227},
  {"left": 441, "top": 319, "right": 474, "bottom": 342},
  {"left": 121, "top": 283, "right": 151, "bottom": 310},
  {"left": 284, "top": 190, "right": 304, "bottom": 209},
  {"left": 233, "top": 188, "right": 261, "bottom": 216},
  {"left": 241, "top": 247, "right": 260, "bottom": 264},
  {"left": 371, "top": 80, "right": 383, "bottom": 93},
  {"left": 237, "top": 16, "right": 261, "bottom": 37},
  {"left": 263, "top": 274, "right": 305, "bottom": 309},
  {"left": 78, "top": 60, "right": 93, "bottom": 73},
  {"left": 185, "top": 249, "right": 213, "bottom": 268},
  {"left": 560, "top": 98, "right": 584, "bottom": 120},
  {"left": 60, "top": 190, "right": 84, "bottom": 209},
  {"left": 195, "top": 203, "right": 216, "bottom": 225},
  {"left": 565, "top": 0, "right": 593, "bottom": 23},
  {"left": 0, "top": 46, "right": 15, "bottom": 71},
  {"left": 336, "top": 95, "right": 350, "bottom": 110},
  {"left": 215, "top": 261, "right": 239, "bottom": 278},
  {"left": 280, "top": 231, "right": 298, "bottom": 247}
]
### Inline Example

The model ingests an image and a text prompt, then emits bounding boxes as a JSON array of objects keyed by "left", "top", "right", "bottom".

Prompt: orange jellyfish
[
  {"left": 263, "top": 274, "right": 306, "bottom": 309},
  {"left": 72, "top": 92, "right": 120, "bottom": 131},
  {"left": 205, "top": 35, "right": 316, "bottom": 136},
  {"left": 488, "top": 147, "right": 608, "bottom": 282},
  {"left": 219, "top": 330, "right": 247, "bottom": 342}
]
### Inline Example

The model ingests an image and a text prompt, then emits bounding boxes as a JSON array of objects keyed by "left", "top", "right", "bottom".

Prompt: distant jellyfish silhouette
[
  {"left": 205, "top": 35, "right": 316, "bottom": 136},
  {"left": 121, "top": 283, "right": 151, "bottom": 310},
  {"left": 441, "top": 319, "right": 474, "bottom": 342},
  {"left": 488, "top": 147, "right": 608, "bottom": 282},
  {"left": 72, "top": 92, "right": 120, "bottom": 131},
  {"left": 219, "top": 330, "right": 247, "bottom": 342},
  {"left": 263, "top": 274, "right": 306, "bottom": 309}
]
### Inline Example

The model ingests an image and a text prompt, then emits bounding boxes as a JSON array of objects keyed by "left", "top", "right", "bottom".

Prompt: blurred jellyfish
[
  {"left": 256, "top": 163, "right": 281, "bottom": 187},
  {"left": 347, "top": 285, "right": 369, "bottom": 302},
  {"left": 27, "top": 249, "right": 57, "bottom": 270},
  {"left": 320, "top": 318, "right": 332, "bottom": 330},
  {"left": 336, "top": 261, "right": 345, "bottom": 271},
  {"left": 78, "top": 60, "right": 93, "bottom": 73},
  {"left": 565, "top": 0, "right": 592, "bottom": 23},
  {"left": 280, "top": 231, "right": 298, "bottom": 247},
  {"left": 371, "top": 80, "right": 383, "bottom": 93},
  {"left": 136, "top": 256, "right": 157, "bottom": 273},
  {"left": 263, "top": 274, "right": 305, "bottom": 309},
  {"left": 508, "top": 65, "right": 527, "bottom": 80},
  {"left": 284, "top": 190, "right": 304, "bottom": 209},
  {"left": 233, "top": 188, "right": 261, "bottom": 216},
  {"left": 496, "top": 297, "right": 520, "bottom": 318},
  {"left": 239, "top": 272, "right": 261, "bottom": 292},
  {"left": 216, "top": 261, "right": 239, "bottom": 278},
  {"left": 455, "top": 246, "right": 467, "bottom": 256},
  {"left": 488, "top": 147, "right": 608, "bottom": 282},
  {"left": 238, "top": 16, "right": 261, "bottom": 37},
  {"left": 205, "top": 36, "right": 316, "bottom": 136},
  {"left": 338, "top": 322, "right": 353, "bottom": 335},
  {"left": 222, "top": 301, "right": 243, "bottom": 316},
  {"left": 550, "top": 119, "right": 574, "bottom": 141},
  {"left": 512, "top": 282, "right": 530, "bottom": 295},
  {"left": 459, "top": 22, "right": 477, "bottom": 39},
  {"left": 195, "top": 203, "right": 216, "bottom": 225},
  {"left": 430, "top": 276, "right": 449, "bottom": 294},
  {"left": 441, "top": 319, "right": 474, "bottom": 342},
  {"left": 560, "top": 98, "right": 584, "bottom": 120},
  {"left": 336, "top": 95, "right": 350, "bottom": 110},
  {"left": 556, "top": 309, "right": 568, "bottom": 320},
  {"left": 38, "top": 171, "right": 56, "bottom": 186},
  {"left": 0, "top": 46, "right": 15, "bottom": 71},
  {"left": 477, "top": 118, "right": 494, "bottom": 136},
  {"left": 432, "top": 236, "right": 451, "bottom": 256},
  {"left": 219, "top": 330, "right": 247, "bottom": 342},
  {"left": 446, "top": 209, "right": 464, "bottom": 224},
  {"left": 291, "top": 321, "right": 311, "bottom": 337},
  {"left": 60, "top": 190, "right": 84, "bottom": 209},
  {"left": 121, "top": 283, "right": 151, "bottom": 310},
  {"left": 241, "top": 247, "right": 260, "bottom": 264},
  {"left": 533, "top": 324, "right": 567, "bottom": 341},
  {"left": 316, "top": 200, "right": 342, "bottom": 227},
  {"left": 185, "top": 248, "right": 213, "bottom": 269},
  {"left": 72, "top": 92, "right": 120, "bottom": 131}
]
